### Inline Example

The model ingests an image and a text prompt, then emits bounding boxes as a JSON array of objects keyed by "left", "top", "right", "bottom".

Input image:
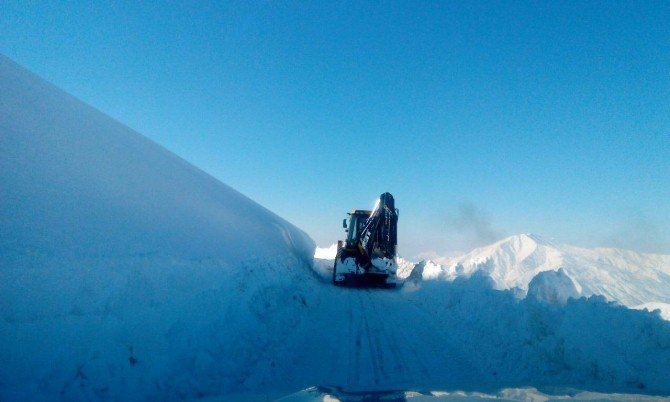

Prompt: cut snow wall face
[
  {"left": 0, "top": 54, "right": 315, "bottom": 401},
  {"left": 0, "top": 55, "right": 314, "bottom": 263}
]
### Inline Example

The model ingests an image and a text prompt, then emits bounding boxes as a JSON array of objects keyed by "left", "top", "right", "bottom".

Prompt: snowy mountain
[
  {"left": 2, "top": 56, "right": 670, "bottom": 401},
  {"left": 421, "top": 233, "right": 670, "bottom": 307}
]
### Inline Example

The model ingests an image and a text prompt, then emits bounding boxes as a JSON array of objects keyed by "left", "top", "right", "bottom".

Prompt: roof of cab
[{"left": 348, "top": 210, "right": 372, "bottom": 215}]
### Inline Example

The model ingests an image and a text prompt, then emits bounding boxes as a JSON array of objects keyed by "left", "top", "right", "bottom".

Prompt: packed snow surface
[{"left": 2, "top": 56, "right": 670, "bottom": 401}]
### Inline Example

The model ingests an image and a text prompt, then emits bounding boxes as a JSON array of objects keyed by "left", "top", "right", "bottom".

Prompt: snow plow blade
[{"left": 333, "top": 272, "right": 397, "bottom": 288}]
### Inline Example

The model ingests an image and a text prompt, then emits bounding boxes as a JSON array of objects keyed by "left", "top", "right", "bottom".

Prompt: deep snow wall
[
  {"left": 0, "top": 55, "right": 315, "bottom": 401},
  {"left": 0, "top": 54, "right": 313, "bottom": 262}
]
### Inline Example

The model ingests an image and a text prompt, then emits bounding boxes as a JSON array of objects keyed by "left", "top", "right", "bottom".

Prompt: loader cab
[{"left": 344, "top": 210, "right": 371, "bottom": 247}]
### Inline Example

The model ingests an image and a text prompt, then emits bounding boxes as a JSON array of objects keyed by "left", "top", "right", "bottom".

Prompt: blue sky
[{"left": 2, "top": 1, "right": 669, "bottom": 256}]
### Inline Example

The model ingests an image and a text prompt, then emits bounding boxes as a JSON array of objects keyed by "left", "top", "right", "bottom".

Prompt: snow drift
[
  {"left": 0, "top": 55, "right": 312, "bottom": 262},
  {"left": 0, "top": 55, "right": 314, "bottom": 400}
]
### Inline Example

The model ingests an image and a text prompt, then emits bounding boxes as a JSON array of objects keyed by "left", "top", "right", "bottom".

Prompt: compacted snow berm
[{"left": 332, "top": 192, "right": 399, "bottom": 288}]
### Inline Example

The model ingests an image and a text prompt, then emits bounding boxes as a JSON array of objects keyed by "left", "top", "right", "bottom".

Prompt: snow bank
[
  {"left": 408, "top": 278, "right": 670, "bottom": 396},
  {"left": 409, "top": 260, "right": 446, "bottom": 281},
  {"left": 0, "top": 55, "right": 314, "bottom": 401},
  {"left": 0, "top": 54, "right": 313, "bottom": 263},
  {"left": 527, "top": 268, "right": 580, "bottom": 304},
  {"left": 634, "top": 302, "right": 670, "bottom": 321},
  {"left": 258, "top": 272, "right": 670, "bottom": 398}
]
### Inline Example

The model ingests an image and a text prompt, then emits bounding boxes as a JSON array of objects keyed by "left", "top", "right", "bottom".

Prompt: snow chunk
[
  {"left": 634, "top": 302, "right": 670, "bottom": 321},
  {"left": 396, "top": 257, "right": 419, "bottom": 279},
  {"left": 314, "top": 243, "right": 338, "bottom": 259},
  {"left": 403, "top": 260, "right": 448, "bottom": 287},
  {"left": 417, "top": 260, "right": 446, "bottom": 281},
  {"left": 527, "top": 268, "right": 580, "bottom": 304}
]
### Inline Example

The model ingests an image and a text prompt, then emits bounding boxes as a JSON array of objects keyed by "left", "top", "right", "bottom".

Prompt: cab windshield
[{"left": 346, "top": 213, "right": 370, "bottom": 244}]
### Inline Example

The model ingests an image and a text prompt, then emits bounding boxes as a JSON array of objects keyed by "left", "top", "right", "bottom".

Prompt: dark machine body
[{"left": 332, "top": 192, "right": 399, "bottom": 287}]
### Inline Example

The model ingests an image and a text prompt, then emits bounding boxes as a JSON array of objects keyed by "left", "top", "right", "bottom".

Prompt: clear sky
[{"left": 2, "top": 1, "right": 669, "bottom": 257}]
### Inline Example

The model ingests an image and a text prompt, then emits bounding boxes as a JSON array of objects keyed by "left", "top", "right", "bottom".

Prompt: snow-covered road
[
  {"left": 277, "top": 280, "right": 486, "bottom": 394},
  {"left": 268, "top": 263, "right": 670, "bottom": 399},
  {"left": 353, "top": 288, "right": 480, "bottom": 390}
]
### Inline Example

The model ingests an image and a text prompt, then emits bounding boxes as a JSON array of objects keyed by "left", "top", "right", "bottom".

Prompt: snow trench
[
  {"left": 5, "top": 254, "right": 670, "bottom": 401},
  {"left": 2, "top": 54, "right": 669, "bottom": 401}
]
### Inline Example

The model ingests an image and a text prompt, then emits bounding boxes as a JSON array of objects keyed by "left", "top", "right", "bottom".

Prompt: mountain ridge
[{"left": 422, "top": 233, "right": 670, "bottom": 307}]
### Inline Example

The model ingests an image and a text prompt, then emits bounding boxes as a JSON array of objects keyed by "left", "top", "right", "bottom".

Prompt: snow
[
  {"left": 370, "top": 257, "right": 397, "bottom": 273},
  {"left": 633, "top": 302, "right": 670, "bottom": 321},
  {"left": 2, "top": 55, "right": 670, "bottom": 401},
  {"left": 396, "top": 256, "right": 418, "bottom": 279},
  {"left": 527, "top": 268, "right": 580, "bottom": 305},
  {"left": 315, "top": 244, "right": 338, "bottom": 259},
  {"left": 279, "top": 386, "right": 670, "bottom": 401},
  {"left": 0, "top": 54, "right": 313, "bottom": 263},
  {"left": 0, "top": 55, "right": 314, "bottom": 400},
  {"left": 262, "top": 276, "right": 670, "bottom": 398},
  {"left": 411, "top": 259, "right": 447, "bottom": 281}
]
